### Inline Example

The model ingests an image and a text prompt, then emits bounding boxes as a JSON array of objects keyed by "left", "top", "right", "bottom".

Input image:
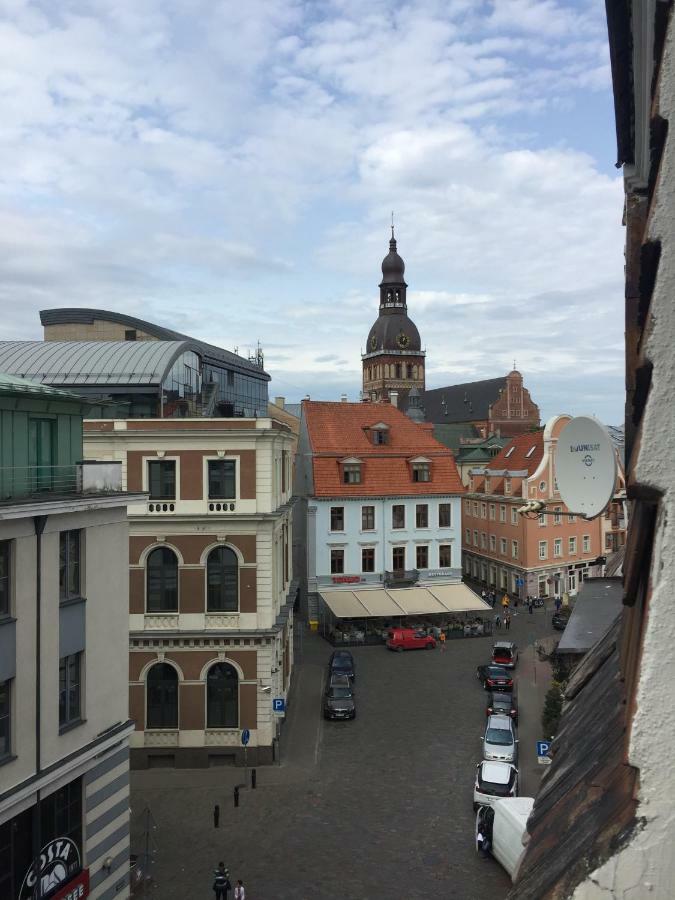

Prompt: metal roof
[
  {"left": 0, "top": 341, "right": 192, "bottom": 387},
  {"left": 40, "top": 307, "right": 270, "bottom": 381},
  {"left": 556, "top": 578, "right": 624, "bottom": 655},
  {"left": 0, "top": 371, "right": 85, "bottom": 400}
]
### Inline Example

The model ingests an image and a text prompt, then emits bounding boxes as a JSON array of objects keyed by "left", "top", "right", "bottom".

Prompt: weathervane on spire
[{"left": 391, "top": 210, "right": 395, "bottom": 240}]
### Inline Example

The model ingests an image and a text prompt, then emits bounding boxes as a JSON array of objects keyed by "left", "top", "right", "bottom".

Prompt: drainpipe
[{"left": 33, "top": 514, "right": 47, "bottom": 900}]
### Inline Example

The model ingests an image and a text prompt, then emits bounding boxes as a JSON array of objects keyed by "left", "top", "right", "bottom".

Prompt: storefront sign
[
  {"left": 331, "top": 575, "right": 364, "bottom": 584},
  {"left": 424, "top": 570, "right": 450, "bottom": 578},
  {"left": 52, "top": 870, "right": 90, "bottom": 900},
  {"left": 20, "top": 838, "right": 83, "bottom": 900}
]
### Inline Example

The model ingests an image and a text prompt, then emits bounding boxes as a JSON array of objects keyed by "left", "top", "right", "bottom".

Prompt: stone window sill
[{"left": 59, "top": 717, "right": 86, "bottom": 736}]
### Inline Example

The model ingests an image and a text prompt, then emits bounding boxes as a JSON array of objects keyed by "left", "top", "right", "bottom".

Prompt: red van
[{"left": 386, "top": 628, "right": 436, "bottom": 652}]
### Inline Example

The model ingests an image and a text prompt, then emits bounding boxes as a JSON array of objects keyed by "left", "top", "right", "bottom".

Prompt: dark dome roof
[
  {"left": 367, "top": 312, "right": 421, "bottom": 353},
  {"left": 380, "top": 236, "right": 406, "bottom": 285}
]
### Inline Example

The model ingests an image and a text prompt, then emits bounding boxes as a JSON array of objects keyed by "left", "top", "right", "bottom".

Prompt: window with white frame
[
  {"left": 489, "top": 503, "right": 495, "bottom": 520},
  {"left": 499, "top": 505, "right": 506, "bottom": 523},
  {"left": 330, "top": 507, "right": 345, "bottom": 531},
  {"left": 465, "top": 499, "right": 471, "bottom": 513},
  {"left": 512, "top": 540, "right": 518, "bottom": 559},
  {"left": 569, "top": 536, "right": 577, "bottom": 554},
  {"left": 504, "top": 477, "right": 511, "bottom": 494},
  {"left": 480, "top": 532, "right": 487, "bottom": 549},
  {"left": 473, "top": 501, "right": 479, "bottom": 516},
  {"left": 538, "top": 575, "right": 549, "bottom": 597},
  {"left": 538, "top": 513, "right": 546, "bottom": 527},
  {"left": 464, "top": 557, "right": 471, "bottom": 574},
  {"left": 583, "top": 534, "right": 591, "bottom": 553},
  {"left": 480, "top": 502, "right": 487, "bottom": 519},
  {"left": 415, "top": 504, "right": 429, "bottom": 528},
  {"left": 500, "top": 569, "right": 508, "bottom": 589},
  {"left": 554, "top": 506, "right": 562, "bottom": 525},
  {"left": 392, "top": 505, "right": 405, "bottom": 529},
  {"left": 438, "top": 503, "right": 452, "bottom": 527},
  {"left": 439, "top": 545, "right": 452, "bottom": 568},
  {"left": 554, "top": 538, "right": 562, "bottom": 557},
  {"left": 343, "top": 463, "right": 362, "bottom": 484},
  {"left": 500, "top": 538, "right": 507, "bottom": 555},
  {"left": 490, "top": 534, "right": 496, "bottom": 551},
  {"left": 569, "top": 570, "right": 577, "bottom": 592},
  {"left": 539, "top": 540, "right": 548, "bottom": 560},
  {"left": 465, "top": 529, "right": 471, "bottom": 543},
  {"left": 416, "top": 545, "right": 429, "bottom": 569},
  {"left": 490, "top": 565, "right": 496, "bottom": 586},
  {"left": 511, "top": 507, "right": 518, "bottom": 525},
  {"left": 473, "top": 530, "right": 479, "bottom": 547},
  {"left": 568, "top": 513, "right": 576, "bottom": 523},
  {"left": 330, "top": 549, "right": 344, "bottom": 574},
  {"left": 485, "top": 476, "right": 491, "bottom": 492}
]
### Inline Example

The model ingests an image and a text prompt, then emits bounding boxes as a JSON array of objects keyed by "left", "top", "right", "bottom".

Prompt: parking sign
[
  {"left": 536, "top": 740, "right": 552, "bottom": 764},
  {"left": 273, "top": 698, "right": 286, "bottom": 715}
]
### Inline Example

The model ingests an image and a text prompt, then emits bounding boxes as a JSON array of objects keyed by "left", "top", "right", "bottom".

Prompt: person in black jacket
[{"left": 213, "top": 862, "right": 231, "bottom": 899}]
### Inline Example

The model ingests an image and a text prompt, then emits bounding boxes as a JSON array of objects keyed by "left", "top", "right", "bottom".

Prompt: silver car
[{"left": 482, "top": 714, "right": 518, "bottom": 763}]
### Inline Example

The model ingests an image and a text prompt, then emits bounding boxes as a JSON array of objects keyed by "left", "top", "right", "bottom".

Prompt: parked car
[
  {"left": 486, "top": 690, "right": 518, "bottom": 725},
  {"left": 323, "top": 684, "right": 356, "bottom": 720},
  {"left": 491, "top": 641, "right": 518, "bottom": 669},
  {"left": 386, "top": 628, "right": 436, "bottom": 652},
  {"left": 329, "top": 649, "right": 355, "bottom": 681},
  {"left": 326, "top": 673, "right": 353, "bottom": 694},
  {"left": 482, "top": 714, "right": 518, "bottom": 763},
  {"left": 476, "top": 664, "right": 514, "bottom": 692},
  {"left": 473, "top": 761, "right": 519, "bottom": 810}
]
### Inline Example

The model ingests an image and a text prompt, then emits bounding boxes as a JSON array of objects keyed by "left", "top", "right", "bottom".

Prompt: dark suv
[
  {"left": 323, "top": 683, "right": 356, "bottom": 720},
  {"left": 486, "top": 690, "right": 518, "bottom": 725},
  {"left": 329, "top": 650, "right": 355, "bottom": 682}
]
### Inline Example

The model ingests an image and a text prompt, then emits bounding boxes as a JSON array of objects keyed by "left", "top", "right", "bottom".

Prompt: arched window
[
  {"left": 206, "top": 663, "right": 238, "bottom": 728},
  {"left": 147, "top": 547, "right": 178, "bottom": 612},
  {"left": 395, "top": 290, "right": 400, "bottom": 303},
  {"left": 395, "top": 363, "right": 402, "bottom": 379},
  {"left": 406, "top": 364, "right": 413, "bottom": 379},
  {"left": 207, "top": 546, "right": 238, "bottom": 612},
  {"left": 146, "top": 663, "right": 178, "bottom": 729}
]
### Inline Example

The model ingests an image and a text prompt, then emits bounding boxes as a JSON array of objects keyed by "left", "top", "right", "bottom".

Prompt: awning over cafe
[{"left": 319, "top": 584, "right": 489, "bottom": 619}]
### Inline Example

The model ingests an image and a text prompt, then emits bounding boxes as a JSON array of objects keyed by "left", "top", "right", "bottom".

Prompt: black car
[
  {"left": 476, "top": 664, "right": 514, "bottom": 692},
  {"left": 486, "top": 690, "right": 518, "bottom": 724},
  {"left": 552, "top": 612, "right": 569, "bottom": 631},
  {"left": 323, "top": 685, "right": 356, "bottom": 720},
  {"left": 329, "top": 650, "right": 355, "bottom": 681}
]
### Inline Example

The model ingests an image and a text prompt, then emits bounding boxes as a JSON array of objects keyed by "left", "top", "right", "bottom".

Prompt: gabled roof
[
  {"left": 487, "top": 430, "right": 544, "bottom": 475},
  {"left": 303, "top": 401, "right": 464, "bottom": 497},
  {"left": 40, "top": 307, "right": 270, "bottom": 380},
  {"left": 423, "top": 377, "right": 507, "bottom": 423},
  {"left": 0, "top": 341, "right": 190, "bottom": 387}
]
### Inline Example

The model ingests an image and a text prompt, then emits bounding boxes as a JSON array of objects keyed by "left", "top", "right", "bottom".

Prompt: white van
[
  {"left": 473, "top": 761, "right": 518, "bottom": 810},
  {"left": 475, "top": 796, "right": 534, "bottom": 881}
]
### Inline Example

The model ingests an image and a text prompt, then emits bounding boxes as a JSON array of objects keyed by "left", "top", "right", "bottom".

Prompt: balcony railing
[{"left": 0, "top": 461, "right": 122, "bottom": 502}]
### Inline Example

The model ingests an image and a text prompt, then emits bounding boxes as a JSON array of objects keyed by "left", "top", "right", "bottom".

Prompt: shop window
[
  {"left": 330, "top": 549, "right": 344, "bottom": 574},
  {"left": 146, "top": 662, "right": 178, "bottom": 729},
  {"left": 207, "top": 546, "right": 238, "bottom": 612},
  {"left": 59, "top": 653, "right": 82, "bottom": 730},
  {"left": 41, "top": 778, "right": 83, "bottom": 874},
  {"left": 361, "top": 548, "right": 375, "bottom": 572},
  {"left": 439, "top": 503, "right": 451, "bottom": 527},
  {"left": 59, "top": 530, "right": 81, "bottom": 602},
  {"left": 206, "top": 663, "right": 238, "bottom": 729},
  {"left": 208, "top": 460, "right": 236, "bottom": 499},
  {"left": 439, "top": 545, "right": 452, "bottom": 567},
  {"left": 148, "top": 460, "right": 176, "bottom": 500},
  {"left": 146, "top": 547, "right": 178, "bottom": 612},
  {"left": 0, "top": 540, "right": 10, "bottom": 616},
  {"left": 392, "top": 505, "right": 405, "bottom": 529},
  {"left": 0, "top": 680, "right": 10, "bottom": 760},
  {"left": 416, "top": 504, "right": 429, "bottom": 528},
  {"left": 330, "top": 507, "right": 345, "bottom": 531},
  {"left": 392, "top": 547, "right": 405, "bottom": 570},
  {"left": 361, "top": 506, "right": 375, "bottom": 530}
]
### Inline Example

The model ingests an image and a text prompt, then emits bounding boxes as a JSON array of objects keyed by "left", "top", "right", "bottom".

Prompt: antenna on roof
[{"left": 248, "top": 340, "right": 264, "bottom": 369}]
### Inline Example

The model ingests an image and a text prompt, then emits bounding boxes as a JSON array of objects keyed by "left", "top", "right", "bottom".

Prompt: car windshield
[
  {"left": 493, "top": 700, "right": 510, "bottom": 711},
  {"left": 494, "top": 649, "right": 513, "bottom": 659},
  {"left": 488, "top": 667, "right": 509, "bottom": 678},
  {"left": 332, "top": 659, "right": 352, "bottom": 670},
  {"left": 486, "top": 728, "right": 513, "bottom": 745},
  {"left": 478, "top": 777, "right": 513, "bottom": 796},
  {"left": 329, "top": 688, "right": 352, "bottom": 699}
]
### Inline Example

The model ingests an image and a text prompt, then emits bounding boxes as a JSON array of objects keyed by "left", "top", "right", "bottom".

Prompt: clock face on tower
[
  {"left": 396, "top": 331, "right": 410, "bottom": 349},
  {"left": 370, "top": 335, "right": 377, "bottom": 350}
]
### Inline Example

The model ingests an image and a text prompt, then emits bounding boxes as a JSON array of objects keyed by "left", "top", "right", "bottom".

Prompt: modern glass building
[{"left": 0, "top": 309, "right": 269, "bottom": 419}]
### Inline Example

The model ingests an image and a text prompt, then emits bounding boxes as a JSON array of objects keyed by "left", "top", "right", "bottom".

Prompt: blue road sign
[
  {"left": 536, "top": 740, "right": 552, "bottom": 765},
  {"left": 273, "top": 698, "right": 286, "bottom": 714},
  {"left": 516, "top": 578, "right": 525, "bottom": 587},
  {"left": 241, "top": 728, "right": 250, "bottom": 746}
]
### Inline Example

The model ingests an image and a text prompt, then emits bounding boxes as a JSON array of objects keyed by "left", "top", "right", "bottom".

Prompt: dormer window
[
  {"left": 409, "top": 456, "right": 431, "bottom": 482},
  {"left": 340, "top": 457, "right": 362, "bottom": 484},
  {"left": 368, "top": 422, "right": 390, "bottom": 446},
  {"left": 484, "top": 476, "right": 491, "bottom": 492}
]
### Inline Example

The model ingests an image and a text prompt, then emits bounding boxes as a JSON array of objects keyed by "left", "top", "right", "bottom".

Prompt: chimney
[
  {"left": 340, "top": 393, "right": 348, "bottom": 402},
  {"left": 390, "top": 390, "right": 399, "bottom": 408},
  {"left": 274, "top": 396, "right": 285, "bottom": 409}
]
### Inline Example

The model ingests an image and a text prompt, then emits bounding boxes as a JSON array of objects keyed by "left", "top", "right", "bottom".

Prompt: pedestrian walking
[
  {"left": 234, "top": 880, "right": 246, "bottom": 900},
  {"left": 501, "top": 594, "right": 510, "bottom": 610},
  {"left": 504, "top": 613, "right": 511, "bottom": 631},
  {"left": 481, "top": 589, "right": 487, "bottom": 602},
  {"left": 494, "top": 614, "right": 501, "bottom": 630},
  {"left": 213, "top": 863, "right": 231, "bottom": 900},
  {"left": 439, "top": 630, "right": 446, "bottom": 652},
  {"left": 528, "top": 599, "right": 534, "bottom": 615},
  {"left": 555, "top": 597, "right": 562, "bottom": 613}
]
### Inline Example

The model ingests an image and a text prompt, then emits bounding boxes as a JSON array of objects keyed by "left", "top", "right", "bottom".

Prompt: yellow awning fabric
[{"left": 319, "top": 584, "right": 490, "bottom": 618}]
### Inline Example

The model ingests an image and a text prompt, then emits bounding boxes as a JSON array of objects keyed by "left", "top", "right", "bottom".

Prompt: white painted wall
[{"left": 311, "top": 495, "right": 462, "bottom": 582}]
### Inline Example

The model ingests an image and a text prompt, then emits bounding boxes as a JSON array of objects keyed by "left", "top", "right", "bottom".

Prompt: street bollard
[
  {"left": 213, "top": 804, "right": 220, "bottom": 828},
  {"left": 234, "top": 786, "right": 240, "bottom": 808},
  {"left": 251, "top": 768, "right": 257, "bottom": 789}
]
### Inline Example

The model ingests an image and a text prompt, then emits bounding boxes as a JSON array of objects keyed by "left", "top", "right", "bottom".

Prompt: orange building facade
[{"left": 461, "top": 416, "right": 619, "bottom": 599}]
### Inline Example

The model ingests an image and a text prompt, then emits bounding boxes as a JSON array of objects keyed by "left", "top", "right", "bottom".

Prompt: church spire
[{"left": 380, "top": 225, "right": 407, "bottom": 310}]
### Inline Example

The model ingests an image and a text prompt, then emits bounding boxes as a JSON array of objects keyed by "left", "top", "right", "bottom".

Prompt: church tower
[{"left": 362, "top": 229, "right": 425, "bottom": 409}]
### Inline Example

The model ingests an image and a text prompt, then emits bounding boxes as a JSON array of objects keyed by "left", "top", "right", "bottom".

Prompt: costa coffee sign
[{"left": 20, "top": 838, "right": 86, "bottom": 900}]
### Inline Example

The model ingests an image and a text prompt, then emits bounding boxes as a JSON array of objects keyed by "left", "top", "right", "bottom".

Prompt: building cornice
[{"left": 0, "top": 492, "right": 147, "bottom": 521}]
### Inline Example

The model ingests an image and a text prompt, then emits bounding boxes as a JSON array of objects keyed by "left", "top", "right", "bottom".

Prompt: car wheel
[
  {"left": 396, "top": 646, "right": 404, "bottom": 653},
  {"left": 426, "top": 642, "right": 434, "bottom": 649}
]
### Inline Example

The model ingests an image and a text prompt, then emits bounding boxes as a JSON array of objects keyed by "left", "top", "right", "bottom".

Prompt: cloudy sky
[{"left": 1, "top": 0, "right": 625, "bottom": 422}]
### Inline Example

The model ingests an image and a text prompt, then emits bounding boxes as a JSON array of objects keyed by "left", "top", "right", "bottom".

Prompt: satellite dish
[{"left": 555, "top": 416, "right": 617, "bottom": 518}]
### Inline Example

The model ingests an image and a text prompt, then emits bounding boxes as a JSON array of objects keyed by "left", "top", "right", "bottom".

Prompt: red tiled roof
[
  {"left": 487, "top": 429, "right": 544, "bottom": 475},
  {"left": 303, "top": 401, "right": 464, "bottom": 497}
]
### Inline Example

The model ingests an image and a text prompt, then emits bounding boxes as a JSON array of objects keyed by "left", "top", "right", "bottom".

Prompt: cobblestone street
[{"left": 130, "top": 604, "right": 553, "bottom": 900}]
